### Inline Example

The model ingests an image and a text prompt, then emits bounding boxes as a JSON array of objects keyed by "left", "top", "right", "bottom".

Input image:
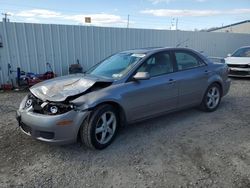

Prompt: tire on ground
[
  {"left": 199, "top": 83, "right": 222, "bottom": 112},
  {"left": 80, "top": 104, "right": 119, "bottom": 150}
]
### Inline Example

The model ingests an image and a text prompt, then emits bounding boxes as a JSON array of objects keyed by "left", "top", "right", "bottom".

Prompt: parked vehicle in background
[
  {"left": 16, "top": 47, "right": 231, "bottom": 150},
  {"left": 208, "top": 57, "right": 225, "bottom": 64},
  {"left": 225, "top": 46, "right": 250, "bottom": 77}
]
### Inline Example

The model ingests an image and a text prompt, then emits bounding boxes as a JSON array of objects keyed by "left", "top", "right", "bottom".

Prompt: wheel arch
[
  {"left": 76, "top": 100, "right": 127, "bottom": 143},
  {"left": 92, "top": 101, "right": 127, "bottom": 127},
  {"left": 207, "top": 75, "right": 224, "bottom": 95},
  {"left": 211, "top": 81, "right": 222, "bottom": 94}
]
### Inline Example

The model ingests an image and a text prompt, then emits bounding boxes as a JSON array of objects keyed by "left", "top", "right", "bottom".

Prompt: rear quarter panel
[{"left": 206, "top": 62, "right": 230, "bottom": 96}]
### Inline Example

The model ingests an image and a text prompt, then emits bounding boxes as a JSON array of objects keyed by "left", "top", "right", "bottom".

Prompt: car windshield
[
  {"left": 86, "top": 52, "right": 145, "bottom": 79},
  {"left": 232, "top": 47, "right": 250, "bottom": 57}
]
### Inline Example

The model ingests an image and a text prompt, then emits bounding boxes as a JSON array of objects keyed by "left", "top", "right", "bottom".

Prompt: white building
[{"left": 208, "top": 20, "right": 250, "bottom": 34}]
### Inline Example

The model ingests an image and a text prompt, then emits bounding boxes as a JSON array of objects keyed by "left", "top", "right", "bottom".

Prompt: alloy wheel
[
  {"left": 95, "top": 111, "right": 117, "bottom": 144},
  {"left": 206, "top": 86, "right": 220, "bottom": 109}
]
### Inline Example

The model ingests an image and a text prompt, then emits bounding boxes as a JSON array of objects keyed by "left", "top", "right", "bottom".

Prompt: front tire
[
  {"left": 200, "top": 83, "right": 221, "bottom": 112},
  {"left": 80, "top": 104, "right": 118, "bottom": 150}
]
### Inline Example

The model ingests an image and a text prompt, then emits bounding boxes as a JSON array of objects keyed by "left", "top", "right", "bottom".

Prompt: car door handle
[
  {"left": 204, "top": 70, "right": 211, "bottom": 75},
  {"left": 168, "top": 79, "right": 176, "bottom": 84}
]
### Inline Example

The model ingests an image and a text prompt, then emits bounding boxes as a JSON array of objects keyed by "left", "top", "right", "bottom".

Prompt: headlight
[
  {"left": 45, "top": 103, "right": 74, "bottom": 115},
  {"left": 49, "top": 106, "right": 58, "bottom": 114},
  {"left": 23, "top": 94, "right": 37, "bottom": 109},
  {"left": 25, "top": 98, "right": 33, "bottom": 108},
  {"left": 21, "top": 93, "right": 75, "bottom": 115}
]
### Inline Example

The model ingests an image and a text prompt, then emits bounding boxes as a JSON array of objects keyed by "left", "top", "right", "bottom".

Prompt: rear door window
[{"left": 175, "top": 51, "right": 204, "bottom": 71}]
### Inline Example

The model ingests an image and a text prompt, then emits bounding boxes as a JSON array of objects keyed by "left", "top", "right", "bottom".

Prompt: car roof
[
  {"left": 121, "top": 47, "right": 164, "bottom": 54},
  {"left": 237, "top": 46, "right": 250, "bottom": 49},
  {"left": 120, "top": 47, "right": 194, "bottom": 54}
]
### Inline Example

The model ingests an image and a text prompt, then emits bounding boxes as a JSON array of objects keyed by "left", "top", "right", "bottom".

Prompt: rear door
[
  {"left": 173, "top": 50, "right": 209, "bottom": 108},
  {"left": 121, "top": 51, "right": 179, "bottom": 122}
]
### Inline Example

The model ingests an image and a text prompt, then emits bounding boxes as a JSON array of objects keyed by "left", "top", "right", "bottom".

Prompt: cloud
[
  {"left": 231, "top": 8, "right": 250, "bottom": 14},
  {"left": 13, "top": 9, "right": 127, "bottom": 26},
  {"left": 140, "top": 8, "right": 250, "bottom": 17},
  {"left": 64, "top": 14, "right": 127, "bottom": 25},
  {"left": 148, "top": 0, "right": 174, "bottom": 4},
  {"left": 196, "top": 0, "right": 207, "bottom": 2},
  {"left": 16, "top": 9, "right": 61, "bottom": 18},
  {"left": 24, "top": 17, "right": 41, "bottom": 23},
  {"left": 148, "top": 0, "right": 206, "bottom": 4},
  {"left": 141, "top": 9, "right": 220, "bottom": 17}
]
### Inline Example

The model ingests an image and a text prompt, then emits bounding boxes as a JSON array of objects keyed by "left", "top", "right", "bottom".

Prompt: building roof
[{"left": 207, "top": 20, "right": 250, "bottom": 32}]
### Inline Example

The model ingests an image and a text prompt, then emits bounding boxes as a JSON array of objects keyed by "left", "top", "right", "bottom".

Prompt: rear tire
[
  {"left": 199, "top": 83, "right": 221, "bottom": 112},
  {"left": 80, "top": 104, "right": 119, "bottom": 150}
]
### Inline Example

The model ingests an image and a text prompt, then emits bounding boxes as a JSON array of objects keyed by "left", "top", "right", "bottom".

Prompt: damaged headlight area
[
  {"left": 24, "top": 93, "right": 75, "bottom": 115},
  {"left": 42, "top": 103, "right": 74, "bottom": 115},
  {"left": 23, "top": 93, "right": 37, "bottom": 109}
]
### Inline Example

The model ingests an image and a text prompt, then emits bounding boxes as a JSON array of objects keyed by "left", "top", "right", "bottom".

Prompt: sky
[{"left": 1, "top": 0, "right": 250, "bottom": 31}]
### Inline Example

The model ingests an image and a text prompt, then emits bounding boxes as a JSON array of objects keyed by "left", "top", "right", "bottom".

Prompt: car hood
[
  {"left": 225, "top": 57, "right": 250, "bottom": 65},
  {"left": 30, "top": 74, "right": 111, "bottom": 102}
]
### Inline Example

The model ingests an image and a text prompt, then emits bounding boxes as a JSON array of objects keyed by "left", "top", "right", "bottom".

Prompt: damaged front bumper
[{"left": 16, "top": 108, "right": 90, "bottom": 144}]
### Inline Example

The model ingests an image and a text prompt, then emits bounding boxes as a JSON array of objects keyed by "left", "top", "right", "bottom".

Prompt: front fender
[
  {"left": 71, "top": 90, "right": 123, "bottom": 111},
  {"left": 71, "top": 92, "right": 127, "bottom": 126}
]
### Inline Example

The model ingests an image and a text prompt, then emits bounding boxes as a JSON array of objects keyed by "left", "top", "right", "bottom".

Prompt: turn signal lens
[{"left": 56, "top": 120, "right": 73, "bottom": 126}]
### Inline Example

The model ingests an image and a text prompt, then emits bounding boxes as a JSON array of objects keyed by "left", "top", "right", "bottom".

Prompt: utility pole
[
  {"left": 2, "top": 13, "right": 10, "bottom": 22},
  {"left": 171, "top": 18, "right": 178, "bottom": 30},
  {"left": 127, "top": 14, "right": 130, "bottom": 28},
  {"left": 176, "top": 18, "right": 178, "bottom": 30},
  {"left": 171, "top": 18, "right": 174, "bottom": 30}
]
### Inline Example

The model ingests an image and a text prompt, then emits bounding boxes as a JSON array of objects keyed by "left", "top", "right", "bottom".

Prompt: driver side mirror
[
  {"left": 133, "top": 72, "right": 150, "bottom": 80},
  {"left": 227, "top": 53, "right": 231, "bottom": 57}
]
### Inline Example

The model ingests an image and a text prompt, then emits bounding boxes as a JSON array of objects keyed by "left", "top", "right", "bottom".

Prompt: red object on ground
[{"left": 1, "top": 84, "right": 13, "bottom": 90}]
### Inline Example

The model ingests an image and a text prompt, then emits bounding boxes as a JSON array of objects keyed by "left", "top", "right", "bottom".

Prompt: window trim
[{"left": 173, "top": 50, "right": 206, "bottom": 72}]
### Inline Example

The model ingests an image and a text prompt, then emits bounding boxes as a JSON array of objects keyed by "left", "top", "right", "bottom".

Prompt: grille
[
  {"left": 229, "top": 70, "right": 250, "bottom": 76},
  {"left": 228, "top": 64, "right": 250, "bottom": 68}
]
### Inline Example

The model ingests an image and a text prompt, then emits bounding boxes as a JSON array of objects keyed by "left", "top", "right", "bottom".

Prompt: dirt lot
[{"left": 0, "top": 78, "right": 250, "bottom": 188}]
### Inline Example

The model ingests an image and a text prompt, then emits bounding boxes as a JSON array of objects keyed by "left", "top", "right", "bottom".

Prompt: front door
[{"left": 120, "top": 51, "right": 179, "bottom": 122}]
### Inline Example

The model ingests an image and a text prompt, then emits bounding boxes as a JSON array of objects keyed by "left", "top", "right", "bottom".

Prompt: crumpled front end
[
  {"left": 16, "top": 74, "right": 113, "bottom": 144},
  {"left": 16, "top": 94, "right": 90, "bottom": 144},
  {"left": 30, "top": 74, "right": 96, "bottom": 102}
]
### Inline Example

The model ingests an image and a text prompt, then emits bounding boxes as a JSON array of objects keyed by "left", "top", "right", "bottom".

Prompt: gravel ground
[{"left": 0, "top": 78, "right": 250, "bottom": 188}]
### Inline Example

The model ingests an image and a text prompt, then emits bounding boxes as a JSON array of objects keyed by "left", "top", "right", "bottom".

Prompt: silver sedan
[{"left": 16, "top": 47, "right": 231, "bottom": 149}]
